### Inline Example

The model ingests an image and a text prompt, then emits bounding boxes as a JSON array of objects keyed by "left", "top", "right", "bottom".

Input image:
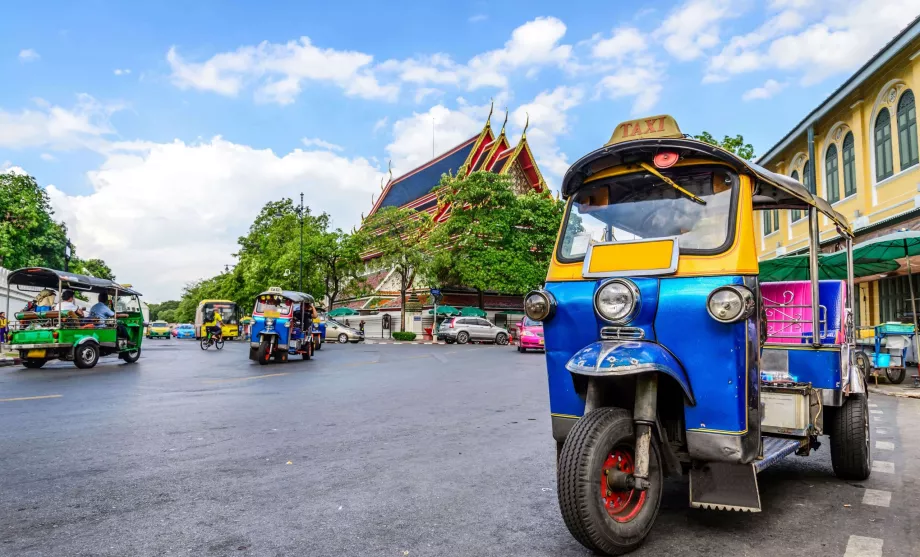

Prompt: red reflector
[
  {"left": 653, "top": 152, "right": 678, "bottom": 169},
  {"left": 52, "top": 331, "right": 59, "bottom": 339}
]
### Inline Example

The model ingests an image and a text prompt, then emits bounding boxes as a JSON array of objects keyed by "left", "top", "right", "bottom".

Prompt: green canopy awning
[
  {"left": 758, "top": 253, "right": 898, "bottom": 282},
  {"left": 459, "top": 306, "right": 487, "bottom": 317},
  {"left": 428, "top": 305, "right": 460, "bottom": 316},
  {"left": 328, "top": 307, "right": 360, "bottom": 317}
]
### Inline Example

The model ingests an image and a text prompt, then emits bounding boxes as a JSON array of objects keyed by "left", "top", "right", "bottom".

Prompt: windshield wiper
[{"left": 638, "top": 162, "right": 707, "bottom": 205}]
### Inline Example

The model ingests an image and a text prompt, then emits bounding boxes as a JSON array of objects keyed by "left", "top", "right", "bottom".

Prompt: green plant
[{"left": 392, "top": 331, "right": 417, "bottom": 341}]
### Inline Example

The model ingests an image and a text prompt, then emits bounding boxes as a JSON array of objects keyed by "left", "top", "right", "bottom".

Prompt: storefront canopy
[
  {"left": 459, "top": 306, "right": 487, "bottom": 317},
  {"left": 328, "top": 307, "right": 359, "bottom": 317},
  {"left": 759, "top": 253, "right": 898, "bottom": 282},
  {"left": 428, "top": 305, "right": 460, "bottom": 316}
]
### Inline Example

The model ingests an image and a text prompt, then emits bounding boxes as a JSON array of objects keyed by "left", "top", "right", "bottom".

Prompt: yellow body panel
[
  {"left": 586, "top": 241, "right": 674, "bottom": 275},
  {"left": 547, "top": 166, "right": 759, "bottom": 281}
]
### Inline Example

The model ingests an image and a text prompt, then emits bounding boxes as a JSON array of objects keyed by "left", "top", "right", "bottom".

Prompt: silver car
[
  {"left": 325, "top": 319, "right": 365, "bottom": 343},
  {"left": 437, "top": 317, "right": 509, "bottom": 345}
]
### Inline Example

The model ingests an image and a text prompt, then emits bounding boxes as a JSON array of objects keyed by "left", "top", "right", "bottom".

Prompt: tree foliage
[
  {"left": 0, "top": 172, "right": 69, "bottom": 270},
  {"left": 427, "top": 171, "right": 563, "bottom": 296},
  {"left": 694, "top": 131, "right": 756, "bottom": 161},
  {"left": 75, "top": 258, "right": 116, "bottom": 280}
]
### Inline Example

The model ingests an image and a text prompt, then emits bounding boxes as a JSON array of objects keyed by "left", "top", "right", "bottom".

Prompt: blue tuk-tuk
[
  {"left": 248, "top": 287, "right": 315, "bottom": 364},
  {"left": 526, "top": 115, "right": 869, "bottom": 555}
]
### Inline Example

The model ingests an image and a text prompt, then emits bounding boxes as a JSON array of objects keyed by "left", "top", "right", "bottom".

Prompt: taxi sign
[
  {"left": 606, "top": 115, "right": 682, "bottom": 146},
  {"left": 268, "top": 286, "right": 283, "bottom": 293}
]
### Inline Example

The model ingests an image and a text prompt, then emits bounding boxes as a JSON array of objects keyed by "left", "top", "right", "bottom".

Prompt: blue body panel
[
  {"left": 788, "top": 349, "right": 841, "bottom": 389},
  {"left": 251, "top": 316, "right": 291, "bottom": 345}
]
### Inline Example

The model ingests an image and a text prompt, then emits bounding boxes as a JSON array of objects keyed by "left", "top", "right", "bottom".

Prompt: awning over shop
[
  {"left": 459, "top": 306, "right": 486, "bottom": 317},
  {"left": 428, "top": 305, "right": 460, "bottom": 316},
  {"left": 328, "top": 307, "right": 360, "bottom": 317}
]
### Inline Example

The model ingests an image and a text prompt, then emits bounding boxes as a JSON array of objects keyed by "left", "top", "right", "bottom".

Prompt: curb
[
  {"left": 0, "top": 357, "right": 21, "bottom": 368},
  {"left": 364, "top": 340, "right": 515, "bottom": 346},
  {"left": 868, "top": 385, "right": 920, "bottom": 399}
]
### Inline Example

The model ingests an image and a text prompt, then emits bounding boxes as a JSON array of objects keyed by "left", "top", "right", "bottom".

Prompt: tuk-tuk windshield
[
  {"left": 116, "top": 295, "right": 141, "bottom": 313},
  {"left": 559, "top": 166, "right": 737, "bottom": 260},
  {"left": 254, "top": 295, "right": 293, "bottom": 316}
]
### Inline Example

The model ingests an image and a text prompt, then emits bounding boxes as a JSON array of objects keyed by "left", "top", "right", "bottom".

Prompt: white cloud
[
  {"left": 0, "top": 94, "right": 121, "bottom": 151},
  {"left": 414, "top": 87, "right": 443, "bottom": 104},
  {"left": 511, "top": 86, "right": 584, "bottom": 181},
  {"left": 40, "top": 153, "right": 56, "bottom": 161},
  {"left": 385, "top": 104, "right": 485, "bottom": 174},
  {"left": 592, "top": 27, "right": 648, "bottom": 60},
  {"left": 46, "top": 138, "right": 383, "bottom": 301},
  {"left": 113, "top": 68, "right": 132, "bottom": 76},
  {"left": 742, "top": 78, "right": 787, "bottom": 100},
  {"left": 656, "top": 0, "right": 740, "bottom": 61},
  {"left": 597, "top": 58, "right": 665, "bottom": 115},
  {"left": 166, "top": 38, "right": 398, "bottom": 104},
  {"left": 18, "top": 49, "right": 40, "bottom": 62},
  {"left": 469, "top": 14, "right": 488, "bottom": 23},
  {"left": 373, "top": 116, "right": 389, "bottom": 133},
  {"left": 705, "top": 0, "right": 920, "bottom": 85},
  {"left": 301, "top": 137, "right": 343, "bottom": 151}
]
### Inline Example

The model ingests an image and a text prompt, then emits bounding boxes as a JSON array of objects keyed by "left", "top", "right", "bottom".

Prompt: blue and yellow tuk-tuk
[
  {"left": 248, "top": 287, "right": 316, "bottom": 365},
  {"left": 525, "top": 115, "right": 868, "bottom": 555}
]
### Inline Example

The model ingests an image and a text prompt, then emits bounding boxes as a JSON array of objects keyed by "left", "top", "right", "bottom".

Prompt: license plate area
[{"left": 27, "top": 349, "right": 46, "bottom": 358}]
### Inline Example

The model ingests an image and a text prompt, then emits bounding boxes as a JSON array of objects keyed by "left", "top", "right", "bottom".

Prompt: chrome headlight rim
[
  {"left": 594, "top": 279, "right": 640, "bottom": 324},
  {"left": 706, "top": 285, "right": 756, "bottom": 323},
  {"left": 524, "top": 289, "right": 556, "bottom": 322}
]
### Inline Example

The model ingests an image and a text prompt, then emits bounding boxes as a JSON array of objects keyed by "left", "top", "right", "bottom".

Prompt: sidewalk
[
  {"left": 0, "top": 349, "right": 20, "bottom": 367},
  {"left": 868, "top": 380, "right": 920, "bottom": 399}
]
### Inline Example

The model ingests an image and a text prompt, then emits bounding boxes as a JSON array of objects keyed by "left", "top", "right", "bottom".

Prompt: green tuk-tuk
[{"left": 6, "top": 267, "right": 144, "bottom": 369}]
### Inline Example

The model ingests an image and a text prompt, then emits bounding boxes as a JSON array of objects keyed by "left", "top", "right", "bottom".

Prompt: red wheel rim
[{"left": 601, "top": 448, "right": 646, "bottom": 523}]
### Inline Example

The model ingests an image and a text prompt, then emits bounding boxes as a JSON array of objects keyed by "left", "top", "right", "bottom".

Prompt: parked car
[
  {"left": 174, "top": 323, "right": 196, "bottom": 339},
  {"left": 516, "top": 316, "right": 544, "bottom": 352},
  {"left": 147, "top": 320, "right": 171, "bottom": 339},
  {"left": 438, "top": 317, "right": 509, "bottom": 345},
  {"left": 324, "top": 318, "right": 364, "bottom": 344}
]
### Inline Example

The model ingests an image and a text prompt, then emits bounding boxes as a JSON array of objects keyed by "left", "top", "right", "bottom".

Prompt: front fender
[{"left": 565, "top": 340, "right": 695, "bottom": 406}]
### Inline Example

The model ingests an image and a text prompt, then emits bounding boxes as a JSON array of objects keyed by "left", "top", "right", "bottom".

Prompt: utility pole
[{"left": 299, "top": 192, "right": 304, "bottom": 293}]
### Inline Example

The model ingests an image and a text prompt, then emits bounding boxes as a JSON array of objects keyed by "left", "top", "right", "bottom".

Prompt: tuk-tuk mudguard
[{"left": 565, "top": 340, "right": 695, "bottom": 405}]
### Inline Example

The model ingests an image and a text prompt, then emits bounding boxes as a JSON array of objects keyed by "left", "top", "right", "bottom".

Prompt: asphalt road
[{"left": 1, "top": 339, "right": 918, "bottom": 557}]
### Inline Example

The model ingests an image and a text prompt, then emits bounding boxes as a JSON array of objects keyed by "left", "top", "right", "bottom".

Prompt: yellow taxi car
[{"left": 147, "top": 320, "right": 171, "bottom": 340}]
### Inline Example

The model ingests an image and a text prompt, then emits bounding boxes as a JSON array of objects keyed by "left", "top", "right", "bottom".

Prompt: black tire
[
  {"left": 495, "top": 332, "right": 508, "bottom": 345},
  {"left": 199, "top": 339, "right": 209, "bottom": 351},
  {"left": 315, "top": 338, "right": 322, "bottom": 350},
  {"left": 830, "top": 393, "right": 872, "bottom": 481},
  {"left": 256, "top": 342, "right": 272, "bottom": 365},
  {"left": 338, "top": 333, "right": 348, "bottom": 344},
  {"left": 22, "top": 359, "right": 46, "bottom": 369},
  {"left": 855, "top": 351, "right": 871, "bottom": 378},
  {"left": 445, "top": 339, "right": 455, "bottom": 345},
  {"left": 274, "top": 351, "right": 289, "bottom": 363},
  {"left": 886, "top": 367, "right": 906, "bottom": 384},
  {"left": 456, "top": 331, "right": 470, "bottom": 345},
  {"left": 303, "top": 341, "right": 312, "bottom": 360},
  {"left": 517, "top": 345, "right": 525, "bottom": 353},
  {"left": 74, "top": 343, "right": 100, "bottom": 369},
  {"left": 558, "top": 407, "right": 663, "bottom": 556},
  {"left": 215, "top": 339, "right": 225, "bottom": 350},
  {"left": 121, "top": 347, "right": 141, "bottom": 363}
]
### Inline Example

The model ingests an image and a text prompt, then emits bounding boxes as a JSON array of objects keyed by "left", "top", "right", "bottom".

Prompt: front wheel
[
  {"left": 830, "top": 393, "right": 872, "bottom": 480},
  {"left": 256, "top": 341, "right": 272, "bottom": 365},
  {"left": 886, "top": 367, "right": 906, "bottom": 384},
  {"left": 495, "top": 332, "right": 508, "bottom": 345},
  {"left": 121, "top": 348, "right": 141, "bottom": 363},
  {"left": 517, "top": 345, "right": 525, "bottom": 353},
  {"left": 456, "top": 331, "right": 469, "bottom": 345},
  {"left": 338, "top": 333, "right": 348, "bottom": 344},
  {"left": 558, "top": 407, "right": 663, "bottom": 556},
  {"left": 22, "top": 359, "right": 46, "bottom": 369},
  {"left": 199, "top": 339, "right": 210, "bottom": 351}
]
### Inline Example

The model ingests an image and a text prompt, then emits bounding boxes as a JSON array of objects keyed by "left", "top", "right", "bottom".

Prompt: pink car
[{"left": 516, "top": 317, "right": 544, "bottom": 352}]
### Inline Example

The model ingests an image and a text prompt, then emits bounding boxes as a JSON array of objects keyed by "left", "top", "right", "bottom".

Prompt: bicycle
[{"left": 200, "top": 329, "right": 225, "bottom": 351}]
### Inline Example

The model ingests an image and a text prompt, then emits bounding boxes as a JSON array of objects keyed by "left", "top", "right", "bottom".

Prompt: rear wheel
[
  {"left": 558, "top": 407, "right": 662, "bottom": 556},
  {"left": 256, "top": 342, "right": 272, "bottom": 365},
  {"left": 517, "top": 345, "right": 525, "bottom": 353},
  {"left": 303, "top": 341, "right": 312, "bottom": 360},
  {"left": 121, "top": 347, "right": 141, "bottom": 363},
  {"left": 74, "top": 343, "right": 100, "bottom": 369},
  {"left": 830, "top": 393, "right": 872, "bottom": 480},
  {"left": 22, "top": 359, "right": 46, "bottom": 369},
  {"left": 275, "top": 351, "right": 289, "bottom": 363},
  {"left": 215, "top": 338, "right": 225, "bottom": 350},
  {"left": 855, "top": 351, "right": 871, "bottom": 379},
  {"left": 456, "top": 331, "right": 470, "bottom": 345},
  {"left": 338, "top": 333, "right": 348, "bottom": 344},
  {"left": 886, "top": 367, "right": 906, "bottom": 384},
  {"left": 495, "top": 332, "right": 509, "bottom": 345}
]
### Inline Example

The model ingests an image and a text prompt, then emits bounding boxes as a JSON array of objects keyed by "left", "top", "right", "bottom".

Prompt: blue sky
[{"left": 2, "top": 0, "right": 918, "bottom": 300}]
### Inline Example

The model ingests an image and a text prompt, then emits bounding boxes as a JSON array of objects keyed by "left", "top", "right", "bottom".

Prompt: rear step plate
[
  {"left": 754, "top": 437, "right": 803, "bottom": 473},
  {"left": 690, "top": 462, "right": 761, "bottom": 512}
]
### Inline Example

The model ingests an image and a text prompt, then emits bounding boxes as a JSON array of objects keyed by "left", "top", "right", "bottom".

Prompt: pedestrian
[
  {"left": 345, "top": 319, "right": 351, "bottom": 327},
  {"left": 359, "top": 320, "right": 365, "bottom": 334},
  {"left": 0, "top": 311, "right": 7, "bottom": 346}
]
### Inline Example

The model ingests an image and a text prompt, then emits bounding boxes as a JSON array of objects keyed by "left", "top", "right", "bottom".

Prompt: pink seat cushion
[{"left": 762, "top": 280, "right": 846, "bottom": 344}]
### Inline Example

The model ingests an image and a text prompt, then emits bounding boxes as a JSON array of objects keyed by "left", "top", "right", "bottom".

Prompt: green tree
[
  {"left": 75, "top": 258, "right": 116, "bottom": 280},
  {"left": 158, "top": 309, "right": 177, "bottom": 323},
  {"left": 0, "top": 172, "right": 68, "bottom": 269},
  {"left": 694, "top": 132, "right": 756, "bottom": 161},
  {"left": 148, "top": 300, "right": 180, "bottom": 320},
  {"left": 315, "top": 229, "right": 362, "bottom": 308},
  {"left": 359, "top": 205, "right": 432, "bottom": 332},
  {"left": 427, "top": 171, "right": 563, "bottom": 300}
]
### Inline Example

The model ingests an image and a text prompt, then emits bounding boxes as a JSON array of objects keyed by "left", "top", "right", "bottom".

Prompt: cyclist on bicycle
[{"left": 207, "top": 312, "right": 223, "bottom": 342}]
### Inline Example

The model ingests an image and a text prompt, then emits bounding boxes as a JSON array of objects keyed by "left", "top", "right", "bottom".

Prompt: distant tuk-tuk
[
  {"left": 526, "top": 115, "right": 868, "bottom": 555},
  {"left": 6, "top": 267, "right": 144, "bottom": 369},
  {"left": 248, "top": 287, "right": 316, "bottom": 364}
]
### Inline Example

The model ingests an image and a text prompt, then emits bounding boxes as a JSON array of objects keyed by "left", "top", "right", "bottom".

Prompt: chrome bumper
[{"left": 12, "top": 343, "right": 72, "bottom": 350}]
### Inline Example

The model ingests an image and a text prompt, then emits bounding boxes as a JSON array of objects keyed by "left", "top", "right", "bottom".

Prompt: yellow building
[{"left": 757, "top": 17, "right": 920, "bottom": 327}]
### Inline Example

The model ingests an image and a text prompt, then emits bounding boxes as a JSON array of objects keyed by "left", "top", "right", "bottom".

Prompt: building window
[
  {"left": 875, "top": 108, "right": 894, "bottom": 181},
  {"left": 791, "top": 169, "right": 804, "bottom": 222},
  {"left": 763, "top": 209, "right": 780, "bottom": 235},
  {"left": 825, "top": 144, "right": 839, "bottom": 203},
  {"left": 842, "top": 132, "right": 857, "bottom": 198},
  {"left": 898, "top": 90, "right": 919, "bottom": 170}
]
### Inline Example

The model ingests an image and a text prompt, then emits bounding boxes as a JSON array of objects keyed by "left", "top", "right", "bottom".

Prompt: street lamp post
[
  {"left": 64, "top": 241, "right": 72, "bottom": 272},
  {"left": 299, "top": 192, "right": 304, "bottom": 293}
]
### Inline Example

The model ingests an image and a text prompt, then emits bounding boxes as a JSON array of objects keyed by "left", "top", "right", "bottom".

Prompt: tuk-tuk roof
[
  {"left": 256, "top": 290, "right": 315, "bottom": 304},
  {"left": 7, "top": 267, "right": 142, "bottom": 296},
  {"left": 561, "top": 136, "right": 852, "bottom": 236}
]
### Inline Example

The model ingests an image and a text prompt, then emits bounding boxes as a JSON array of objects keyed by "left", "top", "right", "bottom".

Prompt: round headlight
[
  {"left": 707, "top": 286, "right": 755, "bottom": 323},
  {"left": 524, "top": 290, "right": 555, "bottom": 321},
  {"left": 594, "top": 279, "right": 639, "bottom": 323},
  {"left": 265, "top": 318, "right": 275, "bottom": 328}
]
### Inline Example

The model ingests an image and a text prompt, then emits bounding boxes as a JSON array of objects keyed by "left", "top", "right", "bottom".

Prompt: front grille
[{"left": 600, "top": 326, "right": 645, "bottom": 340}]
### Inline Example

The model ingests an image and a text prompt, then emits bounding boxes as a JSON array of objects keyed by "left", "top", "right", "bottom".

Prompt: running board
[
  {"left": 689, "top": 462, "right": 761, "bottom": 512},
  {"left": 754, "top": 437, "right": 803, "bottom": 473}
]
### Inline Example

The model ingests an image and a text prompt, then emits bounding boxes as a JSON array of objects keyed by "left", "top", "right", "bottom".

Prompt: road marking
[
  {"left": 203, "top": 373, "right": 290, "bottom": 384},
  {"left": 868, "top": 403, "right": 878, "bottom": 408},
  {"left": 0, "top": 394, "right": 62, "bottom": 402},
  {"left": 875, "top": 440, "right": 895, "bottom": 450},
  {"left": 844, "top": 535, "right": 883, "bottom": 557},
  {"left": 872, "top": 416, "right": 882, "bottom": 422},
  {"left": 862, "top": 489, "right": 891, "bottom": 507},
  {"left": 432, "top": 352, "right": 449, "bottom": 364},
  {"left": 876, "top": 428, "right": 889, "bottom": 435},
  {"left": 872, "top": 460, "right": 895, "bottom": 474},
  {"left": 869, "top": 410, "right": 882, "bottom": 414}
]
